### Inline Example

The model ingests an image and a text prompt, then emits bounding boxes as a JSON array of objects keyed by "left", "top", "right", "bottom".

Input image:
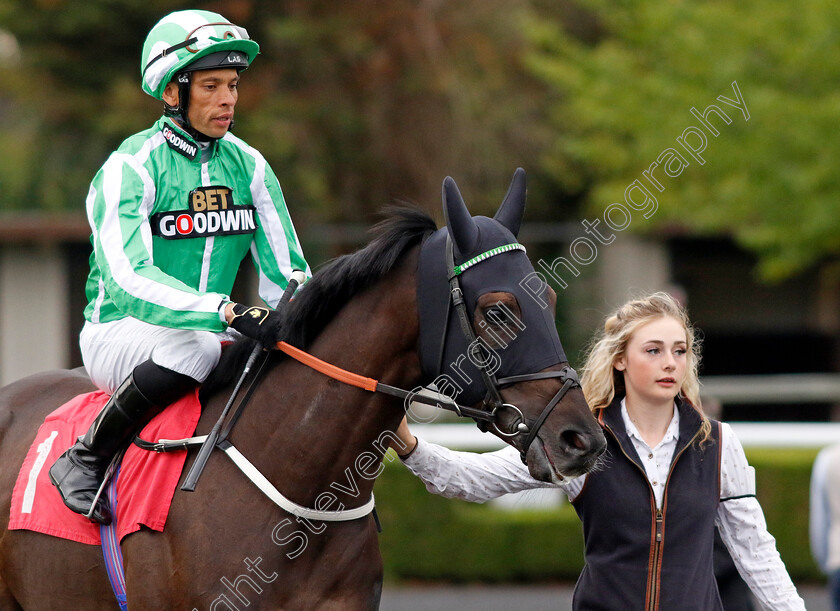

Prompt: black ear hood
[{"left": 417, "top": 169, "right": 566, "bottom": 406}]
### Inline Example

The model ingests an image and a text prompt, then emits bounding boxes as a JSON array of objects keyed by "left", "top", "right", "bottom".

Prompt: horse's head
[{"left": 417, "top": 168, "right": 606, "bottom": 482}]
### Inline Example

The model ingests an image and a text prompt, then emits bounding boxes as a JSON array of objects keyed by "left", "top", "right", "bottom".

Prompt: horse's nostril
[{"left": 562, "top": 429, "right": 589, "bottom": 453}]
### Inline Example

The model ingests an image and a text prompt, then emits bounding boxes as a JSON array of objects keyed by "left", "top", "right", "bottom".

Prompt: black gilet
[{"left": 571, "top": 397, "right": 723, "bottom": 611}]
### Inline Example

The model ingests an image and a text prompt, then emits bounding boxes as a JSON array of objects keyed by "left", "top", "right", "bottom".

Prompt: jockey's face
[
  {"left": 162, "top": 67, "right": 239, "bottom": 140},
  {"left": 186, "top": 68, "right": 239, "bottom": 139}
]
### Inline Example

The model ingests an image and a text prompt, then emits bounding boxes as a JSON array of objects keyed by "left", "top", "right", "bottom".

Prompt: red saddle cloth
[{"left": 8, "top": 389, "right": 201, "bottom": 545}]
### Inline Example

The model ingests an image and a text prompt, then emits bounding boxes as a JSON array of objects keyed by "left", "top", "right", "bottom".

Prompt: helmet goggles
[{"left": 143, "top": 22, "right": 251, "bottom": 76}]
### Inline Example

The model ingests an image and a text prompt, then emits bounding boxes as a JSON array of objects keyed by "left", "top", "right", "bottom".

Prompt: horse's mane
[{"left": 200, "top": 205, "right": 438, "bottom": 400}]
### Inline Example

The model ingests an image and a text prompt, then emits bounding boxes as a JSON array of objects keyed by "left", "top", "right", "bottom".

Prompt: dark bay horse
[{"left": 0, "top": 170, "right": 605, "bottom": 609}]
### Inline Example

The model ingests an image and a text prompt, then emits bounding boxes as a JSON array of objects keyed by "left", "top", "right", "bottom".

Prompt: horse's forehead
[
  {"left": 418, "top": 212, "right": 567, "bottom": 404},
  {"left": 471, "top": 216, "right": 516, "bottom": 249},
  {"left": 433, "top": 215, "right": 516, "bottom": 261},
  {"left": 425, "top": 216, "right": 526, "bottom": 291}
]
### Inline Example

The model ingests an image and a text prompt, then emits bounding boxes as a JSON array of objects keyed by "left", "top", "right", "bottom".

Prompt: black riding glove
[{"left": 228, "top": 303, "right": 286, "bottom": 349}]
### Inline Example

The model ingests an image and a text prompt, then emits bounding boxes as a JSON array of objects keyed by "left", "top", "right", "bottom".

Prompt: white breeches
[{"left": 80, "top": 318, "right": 234, "bottom": 394}]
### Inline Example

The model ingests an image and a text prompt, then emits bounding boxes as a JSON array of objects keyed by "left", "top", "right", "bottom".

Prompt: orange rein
[
  {"left": 275, "top": 341, "right": 379, "bottom": 393},
  {"left": 274, "top": 340, "right": 493, "bottom": 423}
]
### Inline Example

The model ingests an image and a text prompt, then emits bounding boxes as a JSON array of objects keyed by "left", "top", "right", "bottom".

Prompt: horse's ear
[
  {"left": 493, "top": 167, "right": 526, "bottom": 237},
  {"left": 442, "top": 176, "right": 479, "bottom": 258}
]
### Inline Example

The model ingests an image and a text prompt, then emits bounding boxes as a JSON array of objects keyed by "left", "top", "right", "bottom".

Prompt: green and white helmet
[{"left": 141, "top": 9, "right": 260, "bottom": 100}]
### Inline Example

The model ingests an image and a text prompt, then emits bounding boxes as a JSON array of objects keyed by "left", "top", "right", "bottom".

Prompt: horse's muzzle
[{"left": 526, "top": 424, "right": 607, "bottom": 483}]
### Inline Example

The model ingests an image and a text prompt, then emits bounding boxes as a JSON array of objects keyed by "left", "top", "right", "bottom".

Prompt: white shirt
[
  {"left": 810, "top": 443, "right": 840, "bottom": 573},
  {"left": 615, "top": 398, "right": 680, "bottom": 509},
  {"left": 402, "top": 408, "right": 805, "bottom": 611}
]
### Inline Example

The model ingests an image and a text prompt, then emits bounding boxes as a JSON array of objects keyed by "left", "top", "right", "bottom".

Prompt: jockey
[{"left": 49, "top": 9, "right": 310, "bottom": 525}]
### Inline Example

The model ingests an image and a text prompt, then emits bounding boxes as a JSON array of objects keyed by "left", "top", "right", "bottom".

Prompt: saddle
[{"left": 8, "top": 388, "right": 201, "bottom": 545}]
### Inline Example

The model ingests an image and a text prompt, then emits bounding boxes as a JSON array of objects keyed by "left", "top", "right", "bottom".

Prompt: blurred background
[{"left": 1, "top": 0, "right": 838, "bottom": 605}]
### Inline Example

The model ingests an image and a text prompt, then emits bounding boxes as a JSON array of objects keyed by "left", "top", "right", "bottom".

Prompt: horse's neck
[{"left": 236, "top": 254, "right": 421, "bottom": 508}]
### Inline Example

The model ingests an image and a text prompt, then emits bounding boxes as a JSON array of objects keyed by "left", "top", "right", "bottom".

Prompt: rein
[
  {"left": 272, "top": 237, "right": 582, "bottom": 465},
  {"left": 274, "top": 342, "right": 495, "bottom": 423},
  {"left": 136, "top": 339, "right": 495, "bottom": 524},
  {"left": 136, "top": 238, "right": 580, "bottom": 519},
  {"left": 275, "top": 341, "right": 580, "bottom": 465}
]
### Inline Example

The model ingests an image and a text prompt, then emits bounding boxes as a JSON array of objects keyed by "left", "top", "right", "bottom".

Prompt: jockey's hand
[{"left": 227, "top": 303, "right": 286, "bottom": 349}]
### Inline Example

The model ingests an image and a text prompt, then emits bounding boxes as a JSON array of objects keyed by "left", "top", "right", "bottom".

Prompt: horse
[{"left": 0, "top": 169, "right": 606, "bottom": 609}]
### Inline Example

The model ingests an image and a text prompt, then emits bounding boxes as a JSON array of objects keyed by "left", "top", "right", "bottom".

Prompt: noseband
[{"left": 439, "top": 238, "right": 581, "bottom": 464}]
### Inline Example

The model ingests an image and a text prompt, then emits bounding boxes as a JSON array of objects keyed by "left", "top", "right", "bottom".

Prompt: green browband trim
[{"left": 453, "top": 243, "right": 527, "bottom": 276}]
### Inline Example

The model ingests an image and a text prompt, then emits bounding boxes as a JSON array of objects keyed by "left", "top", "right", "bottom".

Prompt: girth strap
[{"left": 135, "top": 435, "right": 375, "bottom": 522}]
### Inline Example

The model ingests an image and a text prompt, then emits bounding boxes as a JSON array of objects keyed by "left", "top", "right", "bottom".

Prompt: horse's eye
[{"left": 484, "top": 306, "right": 511, "bottom": 326}]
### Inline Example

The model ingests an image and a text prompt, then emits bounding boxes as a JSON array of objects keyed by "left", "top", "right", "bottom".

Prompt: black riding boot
[{"left": 48, "top": 373, "right": 159, "bottom": 525}]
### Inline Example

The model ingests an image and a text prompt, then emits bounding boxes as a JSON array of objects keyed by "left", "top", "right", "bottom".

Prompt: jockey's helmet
[
  {"left": 140, "top": 9, "right": 259, "bottom": 101},
  {"left": 140, "top": 10, "right": 260, "bottom": 140}
]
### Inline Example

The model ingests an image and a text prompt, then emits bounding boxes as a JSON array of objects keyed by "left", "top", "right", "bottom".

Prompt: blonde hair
[{"left": 581, "top": 291, "right": 711, "bottom": 443}]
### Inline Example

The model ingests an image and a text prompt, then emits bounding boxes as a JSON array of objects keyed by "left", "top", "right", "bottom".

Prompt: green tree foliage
[
  {"left": 0, "top": 0, "right": 173, "bottom": 212},
  {"left": 522, "top": 0, "right": 840, "bottom": 280},
  {"left": 0, "top": 0, "right": 558, "bottom": 227},
  {"left": 5, "top": 1, "right": 832, "bottom": 280}
]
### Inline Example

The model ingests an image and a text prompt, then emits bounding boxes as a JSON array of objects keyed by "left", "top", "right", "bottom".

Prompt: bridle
[
  {"left": 437, "top": 238, "right": 581, "bottom": 464},
  {"left": 154, "top": 232, "right": 579, "bottom": 522},
  {"left": 177, "top": 236, "right": 582, "bottom": 467}
]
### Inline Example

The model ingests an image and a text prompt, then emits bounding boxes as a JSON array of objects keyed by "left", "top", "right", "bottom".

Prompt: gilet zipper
[{"left": 602, "top": 423, "right": 702, "bottom": 611}]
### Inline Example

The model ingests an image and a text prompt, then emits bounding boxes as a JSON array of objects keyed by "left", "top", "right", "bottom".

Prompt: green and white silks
[{"left": 84, "top": 117, "right": 309, "bottom": 332}]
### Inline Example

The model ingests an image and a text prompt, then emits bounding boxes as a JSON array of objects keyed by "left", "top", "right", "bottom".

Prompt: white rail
[
  {"left": 409, "top": 422, "right": 840, "bottom": 450},
  {"left": 404, "top": 374, "right": 840, "bottom": 451},
  {"left": 701, "top": 374, "right": 840, "bottom": 405}
]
